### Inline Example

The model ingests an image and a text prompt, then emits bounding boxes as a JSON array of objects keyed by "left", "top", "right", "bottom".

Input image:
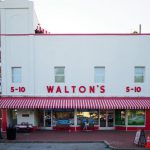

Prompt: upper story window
[
  {"left": 12, "top": 67, "right": 22, "bottom": 83},
  {"left": 94, "top": 67, "right": 105, "bottom": 83},
  {"left": 55, "top": 67, "right": 65, "bottom": 83},
  {"left": 134, "top": 66, "right": 145, "bottom": 83}
]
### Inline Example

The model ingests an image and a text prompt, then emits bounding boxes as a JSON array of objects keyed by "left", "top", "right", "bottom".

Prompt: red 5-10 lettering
[
  {"left": 11, "top": 86, "right": 26, "bottom": 93},
  {"left": 126, "top": 86, "right": 141, "bottom": 93}
]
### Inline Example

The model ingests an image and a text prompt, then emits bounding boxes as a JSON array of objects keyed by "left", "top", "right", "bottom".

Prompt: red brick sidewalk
[{"left": 1, "top": 130, "right": 150, "bottom": 149}]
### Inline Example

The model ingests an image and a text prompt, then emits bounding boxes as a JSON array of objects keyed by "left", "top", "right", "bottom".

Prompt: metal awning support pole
[{"left": 74, "top": 109, "right": 77, "bottom": 132}]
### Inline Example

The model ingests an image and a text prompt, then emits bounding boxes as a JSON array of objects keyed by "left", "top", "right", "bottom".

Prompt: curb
[{"left": 0, "top": 140, "right": 148, "bottom": 149}]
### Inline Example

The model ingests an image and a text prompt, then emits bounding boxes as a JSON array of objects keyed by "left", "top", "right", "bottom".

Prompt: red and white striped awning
[{"left": 0, "top": 97, "right": 150, "bottom": 109}]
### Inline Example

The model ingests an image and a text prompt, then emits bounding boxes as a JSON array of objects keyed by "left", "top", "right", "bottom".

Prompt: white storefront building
[{"left": 0, "top": 0, "right": 150, "bottom": 131}]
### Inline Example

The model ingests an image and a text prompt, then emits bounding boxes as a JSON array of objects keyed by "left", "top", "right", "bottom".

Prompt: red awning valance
[{"left": 0, "top": 97, "right": 150, "bottom": 109}]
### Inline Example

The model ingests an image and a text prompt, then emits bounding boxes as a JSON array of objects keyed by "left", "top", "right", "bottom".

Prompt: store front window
[
  {"left": 52, "top": 109, "right": 74, "bottom": 125},
  {"left": 128, "top": 110, "right": 145, "bottom": 126},
  {"left": 77, "top": 110, "right": 98, "bottom": 126},
  {"left": 115, "top": 110, "right": 125, "bottom": 125},
  {"left": 8, "top": 109, "right": 17, "bottom": 126}
]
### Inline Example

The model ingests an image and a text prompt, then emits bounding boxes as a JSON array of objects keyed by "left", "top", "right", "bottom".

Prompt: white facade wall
[
  {"left": 1, "top": 0, "right": 150, "bottom": 97},
  {"left": 0, "top": 0, "right": 150, "bottom": 130},
  {"left": 34, "top": 35, "right": 150, "bottom": 97},
  {"left": 0, "top": 0, "right": 36, "bottom": 34},
  {"left": 1, "top": 35, "right": 150, "bottom": 97}
]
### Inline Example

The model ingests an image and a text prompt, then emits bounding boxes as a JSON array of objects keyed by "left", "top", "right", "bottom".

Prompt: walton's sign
[{"left": 46, "top": 85, "right": 105, "bottom": 94}]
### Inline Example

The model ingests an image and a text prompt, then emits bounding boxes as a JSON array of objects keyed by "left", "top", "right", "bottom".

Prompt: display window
[
  {"left": 77, "top": 109, "right": 98, "bottom": 126},
  {"left": 8, "top": 109, "right": 17, "bottom": 126},
  {"left": 115, "top": 110, "right": 125, "bottom": 125},
  {"left": 52, "top": 109, "right": 74, "bottom": 125},
  {"left": 128, "top": 110, "right": 145, "bottom": 126}
]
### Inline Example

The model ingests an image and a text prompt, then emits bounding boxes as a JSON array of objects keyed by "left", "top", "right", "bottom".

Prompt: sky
[{"left": 33, "top": 0, "right": 150, "bottom": 33}]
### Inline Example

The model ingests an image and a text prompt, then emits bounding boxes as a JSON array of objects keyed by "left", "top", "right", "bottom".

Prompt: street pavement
[
  {"left": 1, "top": 130, "right": 150, "bottom": 149},
  {"left": 0, "top": 142, "right": 110, "bottom": 150}
]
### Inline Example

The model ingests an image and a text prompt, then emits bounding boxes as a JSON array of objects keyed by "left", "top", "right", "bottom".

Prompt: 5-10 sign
[
  {"left": 11, "top": 86, "right": 26, "bottom": 93},
  {"left": 126, "top": 86, "right": 142, "bottom": 93}
]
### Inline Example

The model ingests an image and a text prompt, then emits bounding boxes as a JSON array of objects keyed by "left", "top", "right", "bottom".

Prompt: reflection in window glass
[
  {"left": 12, "top": 67, "right": 22, "bottom": 83},
  {"left": 134, "top": 67, "right": 145, "bottom": 83},
  {"left": 9, "top": 109, "right": 17, "bottom": 126},
  {"left": 128, "top": 110, "right": 145, "bottom": 126},
  {"left": 45, "top": 110, "right": 51, "bottom": 127},
  {"left": 55, "top": 67, "right": 65, "bottom": 83},
  {"left": 37, "top": 110, "right": 44, "bottom": 127},
  {"left": 94, "top": 67, "right": 105, "bottom": 83},
  {"left": 52, "top": 109, "right": 74, "bottom": 125},
  {"left": 115, "top": 110, "right": 125, "bottom": 125},
  {"left": 100, "top": 110, "right": 106, "bottom": 127},
  {"left": 77, "top": 110, "right": 98, "bottom": 126}
]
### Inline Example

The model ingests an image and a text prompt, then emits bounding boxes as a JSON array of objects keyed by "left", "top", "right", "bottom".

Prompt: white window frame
[
  {"left": 54, "top": 67, "right": 65, "bottom": 83},
  {"left": 94, "top": 66, "right": 105, "bottom": 83}
]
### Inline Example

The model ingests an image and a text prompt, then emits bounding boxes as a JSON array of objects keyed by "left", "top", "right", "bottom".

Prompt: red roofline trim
[{"left": 1, "top": 33, "right": 150, "bottom": 36}]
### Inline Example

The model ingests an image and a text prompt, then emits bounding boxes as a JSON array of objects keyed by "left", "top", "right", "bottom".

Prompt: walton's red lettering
[
  {"left": 64, "top": 86, "right": 69, "bottom": 93},
  {"left": 79, "top": 86, "right": 86, "bottom": 93},
  {"left": 47, "top": 86, "right": 54, "bottom": 93},
  {"left": 56, "top": 86, "right": 62, "bottom": 93},
  {"left": 89, "top": 86, "right": 95, "bottom": 93},
  {"left": 100, "top": 85, "right": 105, "bottom": 93},
  {"left": 71, "top": 86, "right": 76, "bottom": 93}
]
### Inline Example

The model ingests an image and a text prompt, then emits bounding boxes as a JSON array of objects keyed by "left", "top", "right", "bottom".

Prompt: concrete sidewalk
[
  {"left": 0, "top": 130, "right": 150, "bottom": 149},
  {"left": 0, "top": 142, "right": 110, "bottom": 150}
]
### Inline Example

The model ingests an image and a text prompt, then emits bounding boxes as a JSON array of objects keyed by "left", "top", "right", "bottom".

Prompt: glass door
[
  {"left": 100, "top": 110, "right": 106, "bottom": 127},
  {"left": 37, "top": 109, "right": 52, "bottom": 130},
  {"left": 44, "top": 110, "right": 51, "bottom": 127},
  {"left": 108, "top": 111, "right": 114, "bottom": 127},
  {"left": 100, "top": 110, "right": 115, "bottom": 130}
]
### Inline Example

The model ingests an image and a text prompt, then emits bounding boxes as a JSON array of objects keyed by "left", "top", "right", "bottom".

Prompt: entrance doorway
[
  {"left": 37, "top": 109, "right": 52, "bottom": 130},
  {"left": 100, "top": 110, "right": 115, "bottom": 130}
]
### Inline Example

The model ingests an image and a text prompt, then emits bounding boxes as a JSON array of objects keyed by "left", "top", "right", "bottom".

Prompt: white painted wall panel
[
  {"left": 2, "top": 36, "right": 34, "bottom": 96},
  {"left": 5, "top": 9, "right": 29, "bottom": 34},
  {"left": 32, "top": 35, "right": 150, "bottom": 97},
  {"left": 1, "top": 0, "right": 150, "bottom": 97},
  {"left": 2, "top": 35, "right": 150, "bottom": 97}
]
